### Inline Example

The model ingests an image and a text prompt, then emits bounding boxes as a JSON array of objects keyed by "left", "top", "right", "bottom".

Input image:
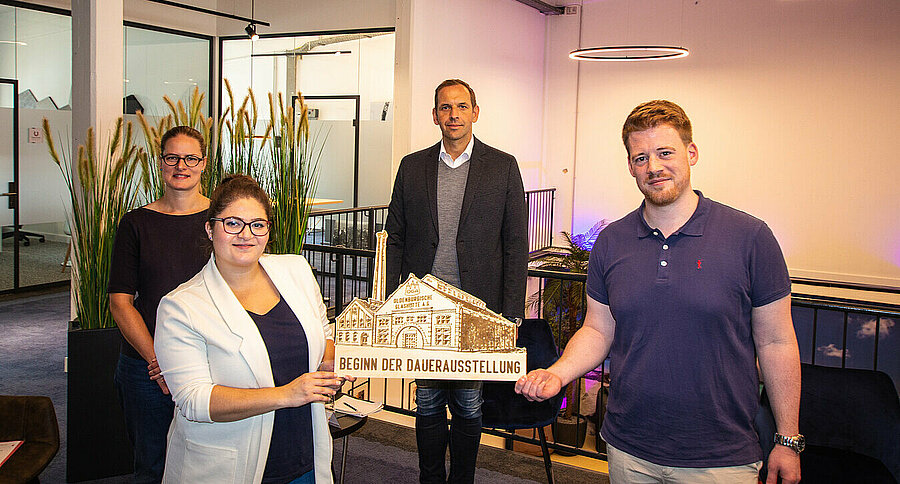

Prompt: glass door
[
  {"left": 300, "top": 95, "right": 360, "bottom": 210},
  {"left": 0, "top": 79, "right": 18, "bottom": 291}
]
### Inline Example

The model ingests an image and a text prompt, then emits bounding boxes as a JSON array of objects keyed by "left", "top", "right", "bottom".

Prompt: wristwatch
[{"left": 773, "top": 433, "right": 806, "bottom": 453}]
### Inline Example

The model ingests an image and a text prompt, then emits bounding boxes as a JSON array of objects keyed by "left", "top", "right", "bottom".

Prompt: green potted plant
[
  {"left": 43, "top": 117, "right": 147, "bottom": 481},
  {"left": 527, "top": 221, "right": 609, "bottom": 453}
]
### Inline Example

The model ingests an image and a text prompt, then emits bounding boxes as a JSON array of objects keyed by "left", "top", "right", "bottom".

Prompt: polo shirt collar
[{"left": 636, "top": 190, "right": 711, "bottom": 238}]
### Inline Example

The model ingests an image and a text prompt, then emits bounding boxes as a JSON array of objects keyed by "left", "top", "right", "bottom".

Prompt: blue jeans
[
  {"left": 287, "top": 470, "right": 315, "bottom": 484},
  {"left": 415, "top": 381, "right": 483, "bottom": 484},
  {"left": 114, "top": 353, "right": 175, "bottom": 484}
]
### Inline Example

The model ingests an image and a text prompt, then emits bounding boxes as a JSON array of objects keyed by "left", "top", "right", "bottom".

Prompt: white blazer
[{"left": 155, "top": 254, "right": 334, "bottom": 484}]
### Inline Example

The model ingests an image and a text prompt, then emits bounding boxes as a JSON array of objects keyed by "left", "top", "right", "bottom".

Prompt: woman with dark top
[
  {"left": 154, "top": 175, "right": 351, "bottom": 484},
  {"left": 108, "top": 126, "right": 210, "bottom": 483}
]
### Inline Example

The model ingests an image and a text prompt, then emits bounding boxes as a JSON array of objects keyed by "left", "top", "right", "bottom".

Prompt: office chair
[
  {"left": 0, "top": 395, "right": 60, "bottom": 484},
  {"left": 757, "top": 363, "right": 900, "bottom": 484}
]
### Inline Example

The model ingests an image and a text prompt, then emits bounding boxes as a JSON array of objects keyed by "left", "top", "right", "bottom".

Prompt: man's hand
[
  {"left": 766, "top": 445, "right": 800, "bottom": 484},
  {"left": 148, "top": 358, "right": 170, "bottom": 395},
  {"left": 515, "top": 369, "right": 563, "bottom": 402}
]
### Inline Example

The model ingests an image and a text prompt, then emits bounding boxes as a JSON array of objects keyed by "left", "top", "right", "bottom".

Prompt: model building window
[
  {"left": 436, "top": 315, "right": 451, "bottom": 325},
  {"left": 377, "top": 327, "right": 390, "bottom": 344},
  {"left": 435, "top": 326, "right": 451, "bottom": 346},
  {"left": 417, "top": 315, "right": 427, "bottom": 324}
]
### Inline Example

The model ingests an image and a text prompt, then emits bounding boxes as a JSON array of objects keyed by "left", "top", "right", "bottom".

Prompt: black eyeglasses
[
  {"left": 161, "top": 154, "right": 203, "bottom": 167},
  {"left": 210, "top": 217, "right": 271, "bottom": 236}
]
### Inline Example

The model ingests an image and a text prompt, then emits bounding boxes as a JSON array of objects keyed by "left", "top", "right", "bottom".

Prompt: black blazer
[{"left": 385, "top": 138, "right": 528, "bottom": 318}]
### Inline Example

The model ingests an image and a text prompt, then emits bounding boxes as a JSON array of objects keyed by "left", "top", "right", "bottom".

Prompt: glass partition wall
[
  {"left": 1, "top": 4, "right": 73, "bottom": 291},
  {"left": 221, "top": 29, "right": 395, "bottom": 209},
  {"left": 0, "top": 1, "right": 211, "bottom": 293}
]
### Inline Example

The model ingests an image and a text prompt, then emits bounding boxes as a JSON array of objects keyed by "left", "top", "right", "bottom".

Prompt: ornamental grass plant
[
  {"left": 135, "top": 81, "right": 321, "bottom": 255},
  {"left": 135, "top": 85, "right": 228, "bottom": 200},
  {"left": 264, "top": 92, "right": 322, "bottom": 254},
  {"left": 42, "top": 117, "right": 147, "bottom": 329}
]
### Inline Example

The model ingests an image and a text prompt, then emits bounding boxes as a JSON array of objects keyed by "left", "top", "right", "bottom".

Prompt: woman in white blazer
[{"left": 155, "top": 175, "right": 349, "bottom": 484}]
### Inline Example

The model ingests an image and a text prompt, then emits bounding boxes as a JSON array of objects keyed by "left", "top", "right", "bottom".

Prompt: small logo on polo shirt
[{"left": 696, "top": 259, "right": 703, "bottom": 270}]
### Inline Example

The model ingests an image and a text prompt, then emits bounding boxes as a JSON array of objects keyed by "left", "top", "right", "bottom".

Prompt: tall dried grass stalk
[
  {"left": 134, "top": 81, "right": 324, "bottom": 255},
  {"left": 42, "top": 118, "right": 146, "bottom": 329}
]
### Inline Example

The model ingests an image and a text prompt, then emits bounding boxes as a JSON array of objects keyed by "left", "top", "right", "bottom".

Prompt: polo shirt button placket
[{"left": 656, "top": 233, "right": 670, "bottom": 281}]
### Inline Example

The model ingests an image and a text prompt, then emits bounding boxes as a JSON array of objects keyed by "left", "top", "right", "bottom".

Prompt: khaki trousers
[{"left": 607, "top": 442, "right": 762, "bottom": 484}]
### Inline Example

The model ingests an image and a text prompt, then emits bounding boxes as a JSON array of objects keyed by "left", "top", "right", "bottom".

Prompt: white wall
[
  {"left": 17, "top": 108, "right": 71, "bottom": 227},
  {"left": 392, "top": 0, "right": 547, "bottom": 187},
  {"left": 544, "top": 0, "right": 900, "bottom": 286}
]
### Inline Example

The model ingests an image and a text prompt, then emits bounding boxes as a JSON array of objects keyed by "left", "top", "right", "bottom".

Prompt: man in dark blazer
[{"left": 385, "top": 79, "right": 527, "bottom": 483}]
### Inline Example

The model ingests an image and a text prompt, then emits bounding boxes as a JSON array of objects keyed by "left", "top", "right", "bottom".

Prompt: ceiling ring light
[{"left": 569, "top": 46, "right": 689, "bottom": 62}]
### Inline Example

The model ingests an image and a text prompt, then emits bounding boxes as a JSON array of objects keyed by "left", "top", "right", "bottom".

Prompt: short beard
[{"left": 640, "top": 173, "right": 690, "bottom": 207}]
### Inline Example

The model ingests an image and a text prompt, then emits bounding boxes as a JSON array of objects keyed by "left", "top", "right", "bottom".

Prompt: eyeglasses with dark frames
[
  {"left": 161, "top": 154, "right": 204, "bottom": 167},
  {"left": 210, "top": 217, "right": 272, "bottom": 236}
]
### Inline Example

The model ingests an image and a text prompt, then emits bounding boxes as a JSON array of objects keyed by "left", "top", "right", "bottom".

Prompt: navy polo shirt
[{"left": 586, "top": 191, "right": 790, "bottom": 467}]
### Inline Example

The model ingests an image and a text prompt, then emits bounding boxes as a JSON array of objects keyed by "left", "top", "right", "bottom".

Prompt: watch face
[{"left": 795, "top": 435, "right": 806, "bottom": 453}]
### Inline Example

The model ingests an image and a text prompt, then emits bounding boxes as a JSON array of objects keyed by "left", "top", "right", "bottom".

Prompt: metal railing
[
  {"left": 302, "top": 244, "right": 373, "bottom": 317},
  {"left": 789, "top": 280, "right": 899, "bottom": 372},
  {"left": 525, "top": 188, "right": 555, "bottom": 253},
  {"left": 304, "top": 187, "right": 556, "bottom": 253},
  {"left": 306, "top": 205, "right": 388, "bottom": 250}
]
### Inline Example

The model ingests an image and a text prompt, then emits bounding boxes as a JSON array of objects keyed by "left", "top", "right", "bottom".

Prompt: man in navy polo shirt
[{"left": 516, "top": 100, "right": 802, "bottom": 484}]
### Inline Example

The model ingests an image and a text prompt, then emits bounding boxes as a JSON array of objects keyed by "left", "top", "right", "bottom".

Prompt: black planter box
[
  {"left": 66, "top": 323, "right": 133, "bottom": 482},
  {"left": 551, "top": 413, "right": 587, "bottom": 456}
]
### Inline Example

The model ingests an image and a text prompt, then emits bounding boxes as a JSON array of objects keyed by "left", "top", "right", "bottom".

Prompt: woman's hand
[
  {"left": 317, "top": 360, "right": 356, "bottom": 391},
  {"left": 282, "top": 371, "right": 345, "bottom": 407}
]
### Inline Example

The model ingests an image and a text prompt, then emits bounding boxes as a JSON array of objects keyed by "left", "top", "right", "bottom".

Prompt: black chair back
[
  {"left": 756, "top": 364, "right": 900, "bottom": 483},
  {"left": 482, "top": 318, "right": 564, "bottom": 429}
]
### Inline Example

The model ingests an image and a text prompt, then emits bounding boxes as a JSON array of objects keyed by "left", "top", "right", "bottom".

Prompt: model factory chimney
[{"left": 371, "top": 230, "right": 387, "bottom": 302}]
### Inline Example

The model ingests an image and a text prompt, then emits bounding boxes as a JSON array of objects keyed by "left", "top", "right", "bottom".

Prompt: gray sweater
[{"left": 431, "top": 160, "right": 470, "bottom": 288}]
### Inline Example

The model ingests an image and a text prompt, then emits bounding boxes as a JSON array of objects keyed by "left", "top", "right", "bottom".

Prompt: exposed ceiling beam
[
  {"left": 512, "top": 0, "right": 565, "bottom": 15},
  {"left": 146, "top": 0, "right": 270, "bottom": 26}
]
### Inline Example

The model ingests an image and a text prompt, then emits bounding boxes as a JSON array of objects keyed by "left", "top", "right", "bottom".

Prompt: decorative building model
[{"left": 334, "top": 231, "right": 526, "bottom": 381}]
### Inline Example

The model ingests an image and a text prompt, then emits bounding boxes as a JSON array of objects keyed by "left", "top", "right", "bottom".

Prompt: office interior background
[{"left": 0, "top": 0, "right": 897, "bottom": 479}]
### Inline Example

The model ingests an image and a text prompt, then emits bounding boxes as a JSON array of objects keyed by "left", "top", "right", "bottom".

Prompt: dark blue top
[
  {"left": 586, "top": 191, "right": 791, "bottom": 467},
  {"left": 248, "top": 298, "right": 314, "bottom": 483}
]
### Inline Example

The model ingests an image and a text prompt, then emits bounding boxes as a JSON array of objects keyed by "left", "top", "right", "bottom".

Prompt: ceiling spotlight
[{"left": 245, "top": 23, "right": 259, "bottom": 41}]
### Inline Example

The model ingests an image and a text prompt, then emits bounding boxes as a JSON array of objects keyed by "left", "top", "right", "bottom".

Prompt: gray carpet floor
[
  {"left": 0, "top": 289, "right": 608, "bottom": 483},
  {"left": 0, "top": 238, "right": 70, "bottom": 290}
]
